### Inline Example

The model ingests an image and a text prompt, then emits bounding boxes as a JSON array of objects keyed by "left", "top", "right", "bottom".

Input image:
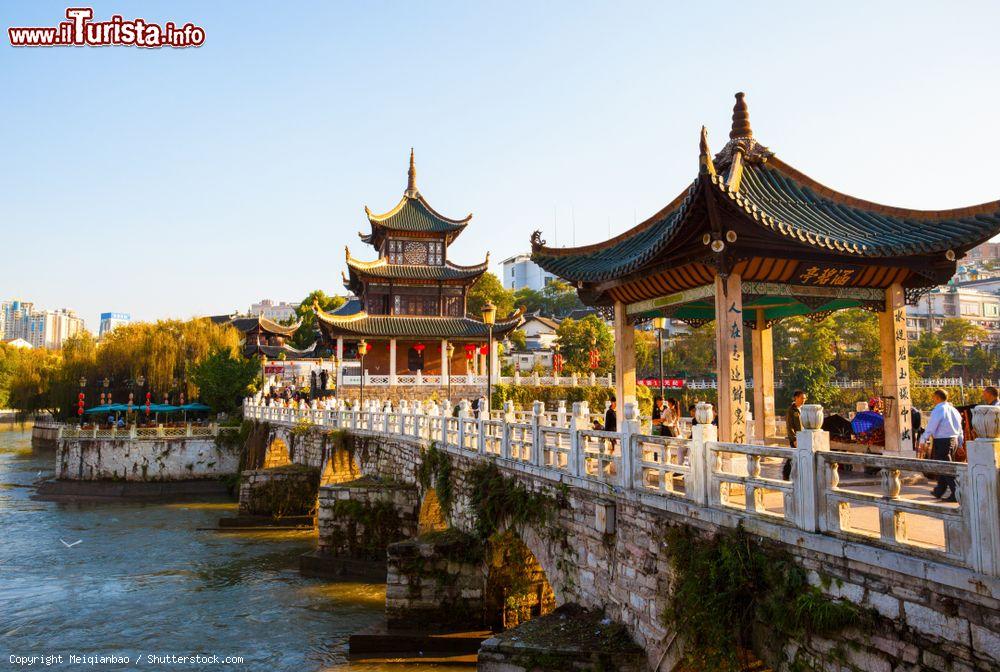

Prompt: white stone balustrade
[{"left": 241, "top": 398, "right": 1000, "bottom": 578}]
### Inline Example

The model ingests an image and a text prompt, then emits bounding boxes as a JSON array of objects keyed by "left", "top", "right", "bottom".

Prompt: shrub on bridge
[{"left": 663, "top": 524, "right": 867, "bottom": 671}]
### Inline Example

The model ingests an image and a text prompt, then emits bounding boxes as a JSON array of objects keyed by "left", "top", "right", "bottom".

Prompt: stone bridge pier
[{"left": 243, "top": 400, "right": 1000, "bottom": 671}]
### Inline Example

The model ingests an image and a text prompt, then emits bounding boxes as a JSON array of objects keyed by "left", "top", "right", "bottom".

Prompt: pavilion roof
[
  {"left": 531, "top": 93, "right": 1000, "bottom": 307},
  {"left": 246, "top": 342, "right": 317, "bottom": 359},
  {"left": 314, "top": 301, "right": 524, "bottom": 340},
  {"left": 344, "top": 249, "right": 488, "bottom": 291},
  {"left": 228, "top": 315, "right": 301, "bottom": 337},
  {"left": 360, "top": 150, "right": 472, "bottom": 248}
]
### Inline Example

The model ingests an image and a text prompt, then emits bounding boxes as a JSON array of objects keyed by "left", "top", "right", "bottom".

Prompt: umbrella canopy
[
  {"left": 83, "top": 404, "right": 115, "bottom": 414},
  {"left": 851, "top": 411, "right": 884, "bottom": 436},
  {"left": 179, "top": 403, "right": 211, "bottom": 412}
]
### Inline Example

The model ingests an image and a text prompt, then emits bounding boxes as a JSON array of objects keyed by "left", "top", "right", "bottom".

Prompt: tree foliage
[
  {"left": 190, "top": 348, "right": 260, "bottom": 415},
  {"left": 661, "top": 323, "right": 716, "bottom": 377},
  {"left": 467, "top": 272, "right": 515, "bottom": 319},
  {"left": 288, "top": 289, "right": 346, "bottom": 349},
  {"left": 554, "top": 315, "right": 614, "bottom": 375},
  {"left": 910, "top": 332, "right": 953, "bottom": 378}
]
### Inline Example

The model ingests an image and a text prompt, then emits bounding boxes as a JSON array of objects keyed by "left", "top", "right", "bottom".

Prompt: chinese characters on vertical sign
[
  {"left": 894, "top": 306, "right": 913, "bottom": 449},
  {"left": 728, "top": 301, "right": 747, "bottom": 444}
]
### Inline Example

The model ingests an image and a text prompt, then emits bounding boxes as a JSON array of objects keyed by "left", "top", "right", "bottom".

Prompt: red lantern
[
  {"left": 414, "top": 343, "right": 426, "bottom": 354},
  {"left": 100, "top": 392, "right": 106, "bottom": 405},
  {"left": 589, "top": 348, "right": 600, "bottom": 370},
  {"left": 464, "top": 344, "right": 476, "bottom": 360},
  {"left": 145, "top": 392, "right": 151, "bottom": 402},
  {"left": 78, "top": 392, "right": 85, "bottom": 401},
  {"left": 479, "top": 344, "right": 489, "bottom": 356},
  {"left": 553, "top": 353, "right": 563, "bottom": 373}
]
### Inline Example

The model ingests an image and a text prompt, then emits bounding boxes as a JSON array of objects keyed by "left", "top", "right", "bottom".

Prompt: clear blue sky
[{"left": 3, "top": 1, "right": 1000, "bottom": 330}]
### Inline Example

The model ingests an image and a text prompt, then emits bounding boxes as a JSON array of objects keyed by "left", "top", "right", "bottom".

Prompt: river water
[{"left": 0, "top": 426, "right": 473, "bottom": 672}]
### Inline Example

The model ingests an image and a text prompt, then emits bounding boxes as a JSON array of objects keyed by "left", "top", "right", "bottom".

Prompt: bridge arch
[
  {"left": 320, "top": 444, "right": 361, "bottom": 485},
  {"left": 417, "top": 488, "right": 449, "bottom": 534},
  {"left": 485, "top": 525, "right": 558, "bottom": 631},
  {"left": 262, "top": 437, "right": 290, "bottom": 468}
]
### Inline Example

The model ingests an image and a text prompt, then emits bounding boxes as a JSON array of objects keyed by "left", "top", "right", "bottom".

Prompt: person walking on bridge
[{"left": 922, "top": 388, "right": 963, "bottom": 503}]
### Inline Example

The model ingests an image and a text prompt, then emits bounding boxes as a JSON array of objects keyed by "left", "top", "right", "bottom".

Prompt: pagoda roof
[
  {"left": 246, "top": 342, "right": 317, "bottom": 359},
  {"left": 531, "top": 93, "right": 1000, "bottom": 306},
  {"left": 229, "top": 315, "right": 301, "bottom": 337},
  {"left": 360, "top": 150, "right": 472, "bottom": 248},
  {"left": 343, "top": 249, "right": 488, "bottom": 292},
  {"left": 314, "top": 302, "right": 524, "bottom": 340}
]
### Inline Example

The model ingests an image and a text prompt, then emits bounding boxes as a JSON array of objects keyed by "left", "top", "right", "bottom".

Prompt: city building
[
  {"left": 1, "top": 300, "right": 85, "bottom": 349},
  {"left": 315, "top": 151, "right": 523, "bottom": 383},
  {"left": 519, "top": 312, "right": 560, "bottom": 350},
  {"left": 98, "top": 312, "right": 131, "bottom": 338},
  {"left": 906, "top": 286, "right": 1000, "bottom": 342},
  {"left": 500, "top": 253, "right": 556, "bottom": 292},
  {"left": 1, "top": 300, "right": 34, "bottom": 341},
  {"left": 964, "top": 241, "right": 1000, "bottom": 264},
  {"left": 249, "top": 299, "right": 300, "bottom": 322},
  {"left": 26, "top": 308, "right": 86, "bottom": 349}
]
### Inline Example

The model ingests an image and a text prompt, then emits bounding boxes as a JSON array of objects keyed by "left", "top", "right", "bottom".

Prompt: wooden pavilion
[
  {"left": 316, "top": 151, "right": 523, "bottom": 384},
  {"left": 531, "top": 93, "right": 1000, "bottom": 454}
]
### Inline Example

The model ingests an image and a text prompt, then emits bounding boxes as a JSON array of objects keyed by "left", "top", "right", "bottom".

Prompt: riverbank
[{"left": 0, "top": 426, "right": 473, "bottom": 671}]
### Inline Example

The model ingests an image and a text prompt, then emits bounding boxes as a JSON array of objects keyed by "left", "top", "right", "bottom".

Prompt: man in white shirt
[
  {"left": 983, "top": 386, "right": 1000, "bottom": 406},
  {"left": 920, "top": 389, "right": 963, "bottom": 502}
]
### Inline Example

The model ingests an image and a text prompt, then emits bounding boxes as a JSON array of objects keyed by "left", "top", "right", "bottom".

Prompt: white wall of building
[
  {"left": 500, "top": 254, "right": 556, "bottom": 292},
  {"left": 249, "top": 299, "right": 299, "bottom": 322}
]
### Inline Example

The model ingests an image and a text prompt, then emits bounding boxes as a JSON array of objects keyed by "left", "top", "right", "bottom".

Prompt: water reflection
[{"left": 0, "top": 428, "right": 474, "bottom": 671}]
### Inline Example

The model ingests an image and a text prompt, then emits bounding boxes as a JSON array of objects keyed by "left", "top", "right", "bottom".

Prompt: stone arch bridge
[{"left": 244, "top": 399, "right": 1000, "bottom": 671}]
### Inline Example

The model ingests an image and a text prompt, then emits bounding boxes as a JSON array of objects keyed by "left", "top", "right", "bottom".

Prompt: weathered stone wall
[
  {"left": 31, "top": 422, "right": 62, "bottom": 449},
  {"left": 238, "top": 466, "right": 320, "bottom": 516},
  {"left": 316, "top": 480, "right": 419, "bottom": 559},
  {"left": 56, "top": 437, "right": 239, "bottom": 481},
  {"left": 385, "top": 531, "right": 484, "bottom": 630}
]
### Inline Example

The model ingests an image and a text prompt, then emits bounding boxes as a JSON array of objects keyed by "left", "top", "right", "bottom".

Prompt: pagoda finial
[
  {"left": 699, "top": 126, "right": 716, "bottom": 176},
  {"left": 406, "top": 148, "right": 418, "bottom": 197},
  {"left": 730, "top": 92, "right": 752, "bottom": 139},
  {"left": 345, "top": 245, "right": 350, "bottom": 260}
]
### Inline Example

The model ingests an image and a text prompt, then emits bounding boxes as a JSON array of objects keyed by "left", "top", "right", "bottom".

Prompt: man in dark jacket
[
  {"left": 604, "top": 397, "right": 617, "bottom": 432},
  {"left": 782, "top": 390, "right": 805, "bottom": 480}
]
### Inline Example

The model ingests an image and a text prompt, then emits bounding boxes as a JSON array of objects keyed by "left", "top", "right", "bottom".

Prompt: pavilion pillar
[
  {"left": 879, "top": 283, "right": 915, "bottom": 456},
  {"left": 751, "top": 308, "right": 776, "bottom": 440},
  {"left": 440, "top": 339, "right": 449, "bottom": 381},
  {"left": 714, "top": 273, "right": 748, "bottom": 443},
  {"left": 389, "top": 338, "right": 398, "bottom": 385},
  {"left": 613, "top": 300, "right": 637, "bottom": 408},
  {"left": 490, "top": 340, "right": 500, "bottom": 379},
  {"left": 336, "top": 337, "right": 344, "bottom": 361}
]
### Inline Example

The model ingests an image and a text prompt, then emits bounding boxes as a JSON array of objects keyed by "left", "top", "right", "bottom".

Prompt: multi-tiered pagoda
[{"left": 315, "top": 151, "right": 523, "bottom": 383}]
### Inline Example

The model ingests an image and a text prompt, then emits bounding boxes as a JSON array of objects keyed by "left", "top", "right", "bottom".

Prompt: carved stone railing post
[
  {"left": 532, "top": 400, "right": 546, "bottom": 467},
  {"left": 569, "top": 401, "right": 589, "bottom": 478},
  {"left": 969, "top": 405, "right": 1000, "bottom": 576},
  {"left": 457, "top": 400, "right": 469, "bottom": 450},
  {"left": 479, "top": 396, "right": 489, "bottom": 421},
  {"left": 501, "top": 402, "right": 516, "bottom": 459},
  {"left": 689, "top": 402, "right": 716, "bottom": 506},
  {"left": 397, "top": 399, "right": 408, "bottom": 435},
  {"left": 571, "top": 372, "right": 579, "bottom": 387},
  {"left": 621, "top": 402, "right": 641, "bottom": 490},
  {"left": 514, "top": 370, "right": 521, "bottom": 386},
  {"left": 557, "top": 400, "right": 567, "bottom": 428},
  {"left": 793, "top": 404, "right": 829, "bottom": 532}
]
